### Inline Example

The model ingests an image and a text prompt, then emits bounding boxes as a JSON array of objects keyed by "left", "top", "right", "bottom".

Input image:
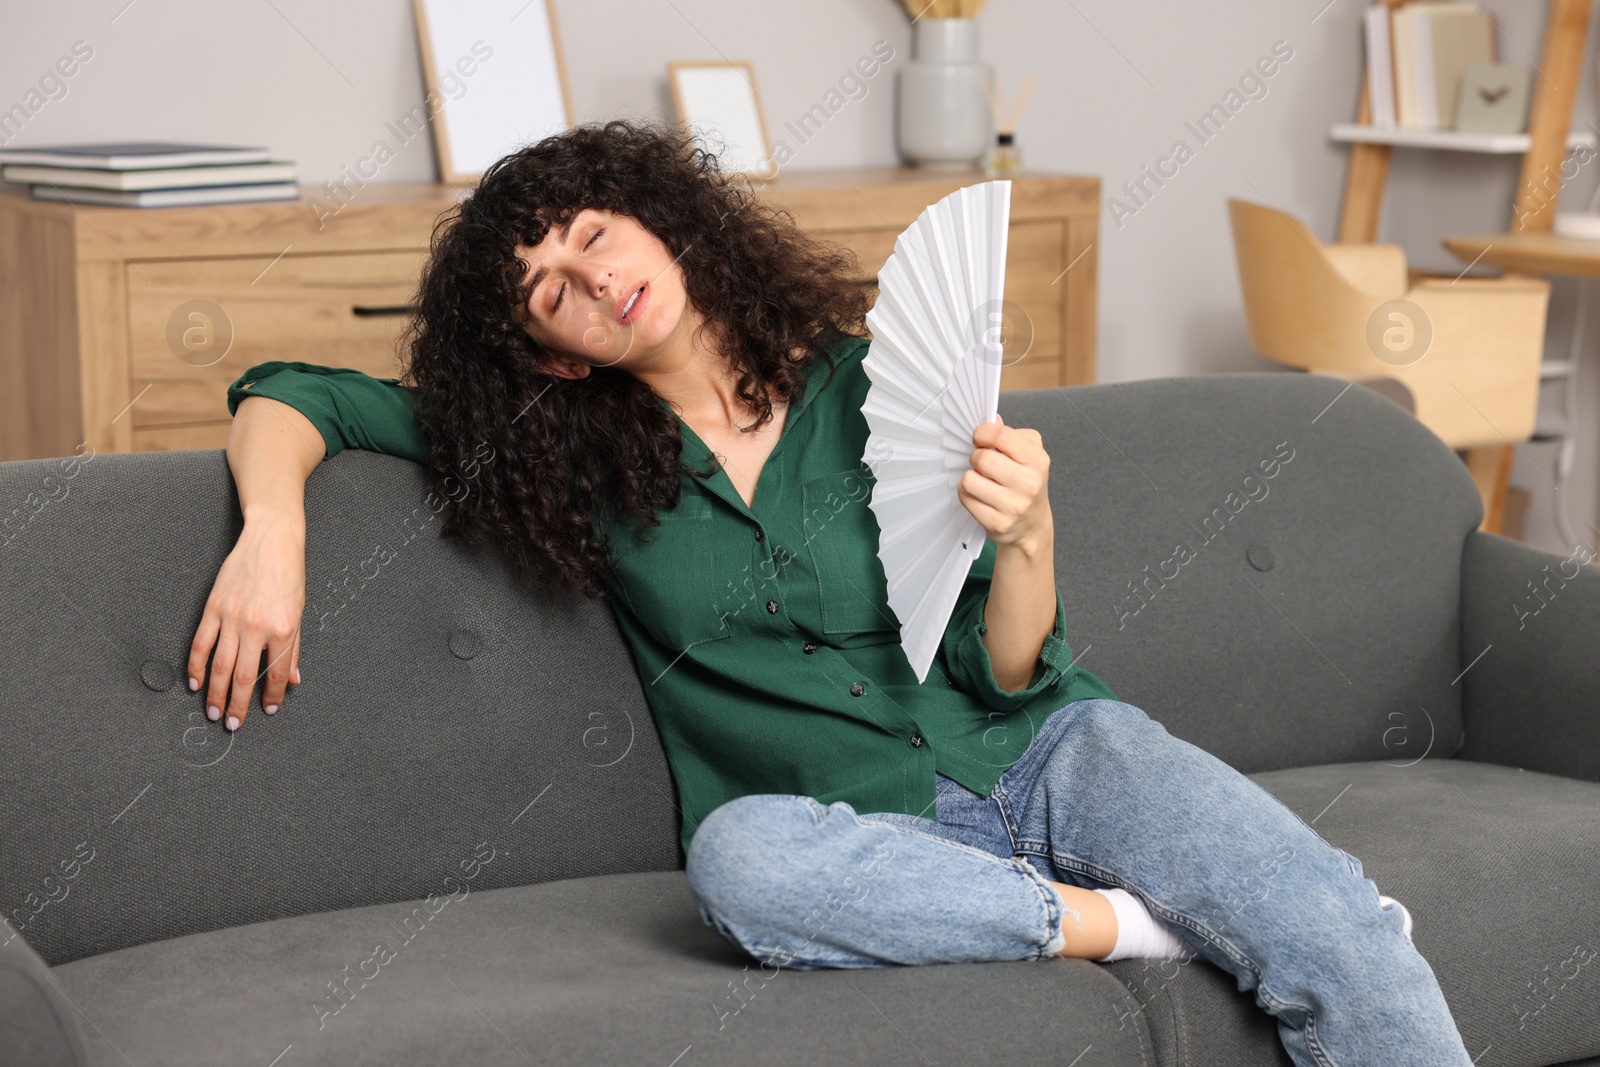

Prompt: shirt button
[
  {"left": 766, "top": 599, "right": 779, "bottom": 614},
  {"left": 909, "top": 733, "right": 924, "bottom": 748},
  {"left": 803, "top": 642, "right": 817, "bottom": 654},
  {"left": 754, "top": 528, "right": 764, "bottom": 541},
  {"left": 850, "top": 682, "right": 865, "bottom": 696}
]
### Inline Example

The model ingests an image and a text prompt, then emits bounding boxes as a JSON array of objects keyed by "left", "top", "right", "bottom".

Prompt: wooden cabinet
[{"left": 0, "top": 169, "right": 1099, "bottom": 460}]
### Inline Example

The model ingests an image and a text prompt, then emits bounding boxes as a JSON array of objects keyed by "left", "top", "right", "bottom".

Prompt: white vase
[{"left": 896, "top": 19, "right": 993, "bottom": 169}]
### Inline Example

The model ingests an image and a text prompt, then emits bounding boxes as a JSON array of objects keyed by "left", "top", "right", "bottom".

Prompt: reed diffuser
[
  {"left": 895, "top": 0, "right": 994, "bottom": 167},
  {"left": 982, "top": 72, "right": 1036, "bottom": 177}
]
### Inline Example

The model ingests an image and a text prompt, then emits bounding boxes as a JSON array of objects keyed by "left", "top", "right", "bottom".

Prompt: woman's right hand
[{"left": 187, "top": 509, "right": 307, "bottom": 732}]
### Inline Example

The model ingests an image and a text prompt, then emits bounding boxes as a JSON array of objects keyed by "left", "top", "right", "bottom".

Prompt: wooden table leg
[{"left": 1461, "top": 445, "right": 1515, "bottom": 534}]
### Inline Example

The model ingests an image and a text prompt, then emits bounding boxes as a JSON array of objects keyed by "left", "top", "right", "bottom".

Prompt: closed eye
[{"left": 551, "top": 227, "right": 607, "bottom": 314}]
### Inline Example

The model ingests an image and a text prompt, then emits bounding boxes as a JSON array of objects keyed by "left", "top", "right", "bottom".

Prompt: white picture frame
[
  {"left": 412, "top": 0, "right": 574, "bottom": 186},
  {"left": 668, "top": 61, "right": 779, "bottom": 180}
]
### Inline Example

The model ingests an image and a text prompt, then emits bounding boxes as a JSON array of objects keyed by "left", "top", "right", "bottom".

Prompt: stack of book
[
  {"left": 0, "top": 142, "right": 299, "bottom": 208},
  {"left": 1363, "top": 2, "right": 1496, "bottom": 131}
]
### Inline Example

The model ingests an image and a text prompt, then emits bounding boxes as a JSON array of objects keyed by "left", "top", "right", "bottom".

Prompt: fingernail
[
  {"left": 207, "top": 706, "right": 221, "bottom": 721},
  {"left": 265, "top": 704, "right": 278, "bottom": 715},
  {"left": 188, "top": 677, "right": 199, "bottom": 691},
  {"left": 293, "top": 666, "right": 301, "bottom": 684},
  {"left": 225, "top": 716, "right": 239, "bottom": 731}
]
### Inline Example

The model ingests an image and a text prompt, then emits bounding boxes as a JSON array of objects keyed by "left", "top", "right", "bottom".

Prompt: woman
[{"left": 192, "top": 120, "right": 1471, "bottom": 1066}]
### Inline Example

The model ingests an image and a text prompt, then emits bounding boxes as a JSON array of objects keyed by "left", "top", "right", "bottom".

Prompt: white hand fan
[{"left": 861, "top": 180, "right": 1011, "bottom": 682}]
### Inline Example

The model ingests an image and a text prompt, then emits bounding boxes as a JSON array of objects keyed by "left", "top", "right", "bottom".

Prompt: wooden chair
[{"left": 1228, "top": 198, "right": 1549, "bottom": 456}]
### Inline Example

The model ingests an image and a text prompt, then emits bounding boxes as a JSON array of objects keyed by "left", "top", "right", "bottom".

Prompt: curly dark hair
[{"left": 393, "top": 119, "right": 871, "bottom": 602}]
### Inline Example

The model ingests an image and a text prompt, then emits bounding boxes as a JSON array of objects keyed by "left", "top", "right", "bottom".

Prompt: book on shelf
[
  {"left": 0, "top": 141, "right": 272, "bottom": 169},
  {"left": 1364, "top": 1, "right": 1495, "bottom": 132},
  {"left": 1364, "top": 5, "right": 1396, "bottom": 128},
  {"left": 1, "top": 161, "right": 298, "bottom": 191},
  {"left": 26, "top": 182, "right": 300, "bottom": 208}
]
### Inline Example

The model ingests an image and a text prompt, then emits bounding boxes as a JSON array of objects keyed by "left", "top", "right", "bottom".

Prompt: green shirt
[{"left": 227, "top": 336, "right": 1118, "bottom": 858}]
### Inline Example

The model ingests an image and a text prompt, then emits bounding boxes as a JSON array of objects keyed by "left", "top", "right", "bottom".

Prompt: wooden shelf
[
  {"left": 1330, "top": 123, "right": 1597, "bottom": 154},
  {"left": 1445, "top": 230, "right": 1600, "bottom": 278}
]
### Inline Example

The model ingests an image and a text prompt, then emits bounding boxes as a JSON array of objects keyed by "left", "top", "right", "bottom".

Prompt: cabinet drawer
[
  {"left": 126, "top": 251, "right": 424, "bottom": 429},
  {"left": 826, "top": 222, "right": 1064, "bottom": 383}
]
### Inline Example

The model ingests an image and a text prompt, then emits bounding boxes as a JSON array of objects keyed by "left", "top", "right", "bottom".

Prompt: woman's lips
[{"left": 619, "top": 281, "right": 648, "bottom": 325}]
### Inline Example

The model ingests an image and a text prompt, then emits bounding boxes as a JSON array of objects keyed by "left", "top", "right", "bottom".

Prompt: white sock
[
  {"left": 1379, "top": 894, "right": 1415, "bottom": 941},
  {"left": 1079, "top": 887, "right": 1412, "bottom": 962},
  {"left": 1091, "top": 887, "right": 1195, "bottom": 962}
]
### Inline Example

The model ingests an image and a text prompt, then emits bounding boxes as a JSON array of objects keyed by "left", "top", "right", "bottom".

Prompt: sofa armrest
[
  {"left": 0, "top": 929, "right": 90, "bottom": 1066},
  {"left": 1458, "top": 529, "right": 1600, "bottom": 782}
]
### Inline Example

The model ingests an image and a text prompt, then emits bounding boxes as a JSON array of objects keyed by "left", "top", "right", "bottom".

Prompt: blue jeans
[{"left": 685, "top": 698, "right": 1472, "bottom": 1067}]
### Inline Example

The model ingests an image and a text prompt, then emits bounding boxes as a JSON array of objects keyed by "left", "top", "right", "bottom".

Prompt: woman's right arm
[
  {"left": 186, "top": 395, "right": 322, "bottom": 732},
  {"left": 189, "top": 362, "right": 429, "bottom": 732}
]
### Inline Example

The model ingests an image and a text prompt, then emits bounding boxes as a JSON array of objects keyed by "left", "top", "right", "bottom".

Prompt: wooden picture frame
[
  {"left": 667, "top": 60, "right": 779, "bottom": 180},
  {"left": 412, "top": 0, "right": 574, "bottom": 186}
]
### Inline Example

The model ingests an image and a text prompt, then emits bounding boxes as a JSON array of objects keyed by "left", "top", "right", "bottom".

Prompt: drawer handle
[{"left": 351, "top": 304, "right": 417, "bottom": 317}]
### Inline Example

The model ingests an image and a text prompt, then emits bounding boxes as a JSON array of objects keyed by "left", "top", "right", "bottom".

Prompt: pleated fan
[{"left": 860, "top": 180, "right": 1011, "bottom": 682}]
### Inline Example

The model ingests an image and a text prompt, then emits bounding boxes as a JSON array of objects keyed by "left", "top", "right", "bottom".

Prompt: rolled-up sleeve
[
  {"left": 227, "top": 361, "right": 430, "bottom": 465},
  {"left": 941, "top": 538, "right": 1076, "bottom": 713}
]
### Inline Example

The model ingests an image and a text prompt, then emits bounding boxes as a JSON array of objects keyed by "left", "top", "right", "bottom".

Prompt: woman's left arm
[{"left": 959, "top": 414, "right": 1058, "bottom": 692}]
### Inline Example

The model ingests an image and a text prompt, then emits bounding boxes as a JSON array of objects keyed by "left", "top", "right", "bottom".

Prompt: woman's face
[{"left": 514, "top": 208, "right": 690, "bottom": 378}]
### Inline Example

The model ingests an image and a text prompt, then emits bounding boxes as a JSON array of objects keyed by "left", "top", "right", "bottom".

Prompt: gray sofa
[{"left": 3, "top": 371, "right": 1597, "bottom": 1067}]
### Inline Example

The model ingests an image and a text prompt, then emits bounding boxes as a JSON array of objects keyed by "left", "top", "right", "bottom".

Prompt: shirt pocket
[
  {"left": 800, "top": 468, "right": 901, "bottom": 636},
  {"left": 607, "top": 494, "right": 732, "bottom": 649}
]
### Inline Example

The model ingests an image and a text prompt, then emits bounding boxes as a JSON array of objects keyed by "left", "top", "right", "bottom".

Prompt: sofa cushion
[
  {"left": 55, "top": 870, "right": 1156, "bottom": 1067},
  {"left": 50, "top": 757, "right": 1599, "bottom": 1067},
  {"left": 1105, "top": 759, "right": 1600, "bottom": 1067},
  {"left": 0, "top": 929, "right": 88, "bottom": 1067}
]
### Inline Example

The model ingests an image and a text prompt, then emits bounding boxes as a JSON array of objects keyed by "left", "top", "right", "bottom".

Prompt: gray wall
[{"left": 3, "top": 0, "right": 1596, "bottom": 556}]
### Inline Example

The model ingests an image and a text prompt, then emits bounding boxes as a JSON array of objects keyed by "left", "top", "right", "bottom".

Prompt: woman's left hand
[{"left": 958, "top": 413, "right": 1053, "bottom": 552}]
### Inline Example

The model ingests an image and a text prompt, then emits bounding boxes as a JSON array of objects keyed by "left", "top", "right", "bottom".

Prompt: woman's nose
[{"left": 579, "top": 260, "right": 613, "bottom": 294}]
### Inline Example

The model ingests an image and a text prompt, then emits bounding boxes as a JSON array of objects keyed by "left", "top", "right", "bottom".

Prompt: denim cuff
[{"left": 1010, "top": 854, "right": 1069, "bottom": 959}]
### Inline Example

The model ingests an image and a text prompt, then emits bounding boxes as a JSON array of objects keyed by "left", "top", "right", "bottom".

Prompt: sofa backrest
[
  {"left": 1006, "top": 370, "right": 1482, "bottom": 777},
  {"left": 0, "top": 370, "right": 1483, "bottom": 965},
  {"left": 0, "top": 450, "right": 679, "bottom": 966}
]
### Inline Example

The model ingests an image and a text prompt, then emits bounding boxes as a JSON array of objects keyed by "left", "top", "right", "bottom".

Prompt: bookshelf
[
  {"left": 1337, "top": 0, "right": 1592, "bottom": 243},
  {"left": 1329, "top": 123, "right": 1596, "bottom": 154}
]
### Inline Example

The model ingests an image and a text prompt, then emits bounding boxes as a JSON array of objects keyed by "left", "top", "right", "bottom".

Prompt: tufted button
[
  {"left": 140, "top": 660, "right": 175, "bottom": 692},
  {"left": 850, "top": 682, "right": 865, "bottom": 697},
  {"left": 909, "top": 733, "right": 924, "bottom": 748},
  {"left": 1246, "top": 544, "right": 1275, "bottom": 572},
  {"left": 449, "top": 629, "right": 486, "bottom": 660},
  {"left": 766, "top": 599, "right": 779, "bottom": 614},
  {"left": 803, "top": 642, "right": 817, "bottom": 654},
  {"left": 754, "top": 528, "right": 764, "bottom": 541}
]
